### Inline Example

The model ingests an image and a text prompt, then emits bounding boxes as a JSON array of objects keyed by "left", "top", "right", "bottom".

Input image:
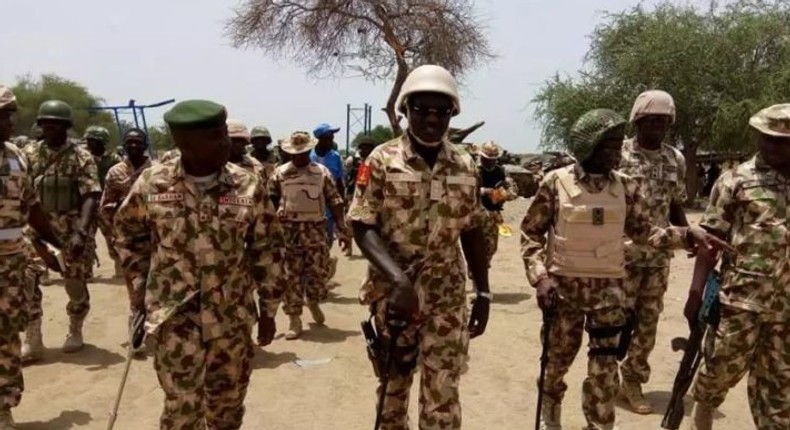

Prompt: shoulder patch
[{"left": 219, "top": 195, "right": 253, "bottom": 206}]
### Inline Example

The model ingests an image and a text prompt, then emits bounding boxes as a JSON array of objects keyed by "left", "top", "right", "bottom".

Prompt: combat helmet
[
  {"left": 396, "top": 65, "right": 460, "bottom": 116},
  {"left": 568, "top": 109, "right": 626, "bottom": 162},
  {"left": 37, "top": 100, "right": 74, "bottom": 126},
  {"left": 84, "top": 125, "right": 111, "bottom": 143}
]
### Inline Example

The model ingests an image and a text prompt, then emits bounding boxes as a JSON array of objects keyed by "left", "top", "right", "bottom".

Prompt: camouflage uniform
[
  {"left": 348, "top": 135, "right": 484, "bottom": 430},
  {"left": 114, "top": 157, "right": 285, "bottom": 429},
  {"left": 617, "top": 137, "right": 687, "bottom": 384},
  {"left": 232, "top": 154, "right": 266, "bottom": 185},
  {"left": 476, "top": 142, "right": 518, "bottom": 267},
  {"left": 23, "top": 139, "right": 100, "bottom": 321},
  {"left": 159, "top": 148, "right": 180, "bottom": 163},
  {"left": 98, "top": 156, "right": 153, "bottom": 305},
  {"left": 691, "top": 153, "right": 790, "bottom": 429},
  {"left": 91, "top": 151, "right": 123, "bottom": 268},
  {"left": 0, "top": 141, "right": 37, "bottom": 411},
  {"left": 269, "top": 162, "right": 342, "bottom": 316}
]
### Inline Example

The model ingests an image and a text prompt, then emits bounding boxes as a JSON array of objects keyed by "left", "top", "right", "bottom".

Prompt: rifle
[
  {"left": 362, "top": 309, "right": 409, "bottom": 430},
  {"left": 106, "top": 310, "right": 145, "bottom": 430},
  {"left": 535, "top": 307, "right": 555, "bottom": 430},
  {"left": 661, "top": 270, "right": 721, "bottom": 429}
]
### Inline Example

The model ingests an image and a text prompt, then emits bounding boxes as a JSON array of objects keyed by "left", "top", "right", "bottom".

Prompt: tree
[
  {"left": 146, "top": 124, "right": 174, "bottom": 156},
  {"left": 352, "top": 124, "right": 394, "bottom": 147},
  {"left": 533, "top": 0, "right": 790, "bottom": 201},
  {"left": 12, "top": 74, "right": 118, "bottom": 144},
  {"left": 226, "top": 0, "right": 493, "bottom": 135}
]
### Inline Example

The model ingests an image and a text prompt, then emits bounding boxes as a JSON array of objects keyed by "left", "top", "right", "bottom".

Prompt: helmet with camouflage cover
[
  {"left": 251, "top": 126, "right": 271, "bottom": 139},
  {"left": 396, "top": 65, "right": 460, "bottom": 116},
  {"left": 83, "top": 125, "right": 111, "bottom": 143},
  {"left": 568, "top": 109, "right": 626, "bottom": 162},
  {"left": 37, "top": 100, "right": 74, "bottom": 126}
]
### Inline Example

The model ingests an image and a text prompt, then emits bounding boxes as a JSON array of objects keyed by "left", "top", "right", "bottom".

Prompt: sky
[{"left": 1, "top": 0, "right": 703, "bottom": 153}]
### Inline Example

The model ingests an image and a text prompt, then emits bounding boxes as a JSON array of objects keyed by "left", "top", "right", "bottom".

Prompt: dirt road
[{"left": 14, "top": 199, "right": 753, "bottom": 429}]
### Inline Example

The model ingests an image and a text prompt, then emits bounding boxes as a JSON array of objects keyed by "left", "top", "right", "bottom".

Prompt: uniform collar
[
  {"left": 401, "top": 132, "right": 455, "bottom": 166},
  {"left": 173, "top": 160, "right": 237, "bottom": 187}
]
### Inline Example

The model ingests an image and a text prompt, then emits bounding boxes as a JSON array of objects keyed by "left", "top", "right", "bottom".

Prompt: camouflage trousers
[
  {"left": 482, "top": 210, "right": 502, "bottom": 266},
  {"left": 0, "top": 253, "right": 31, "bottom": 410},
  {"left": 282, "top": 245, "right": 329, "bottom": 316},
  {"left": 693, "top": 305, "right": 790, "bottom": 429},
  {"left": 28, "top": 277, "right": 90, "bottom": 322},
  {"left": 541, "top": 276, "right": 626, "bottom": 428},
  {"left": 153, "top": 316, "right": 254, "bottom": 430},
  {"left": 373, "top": 300, "right": 469, "bottom": 430},
  {"left": 620, "top": 265, "right": 670, "bottom": 384}
]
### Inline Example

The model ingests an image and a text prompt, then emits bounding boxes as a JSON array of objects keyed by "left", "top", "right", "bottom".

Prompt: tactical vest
[
  {"left": 35, "top": 145, "right": 81, "bottom": 214},
  {"left": 282, "top": 169, "right": 325, "bottom": 222},
  {"left": 480, "top": 165, "right": 506, "bottom": 211},
  {"left": 548, "top": 170, "right": 627, "bottom": 279}
]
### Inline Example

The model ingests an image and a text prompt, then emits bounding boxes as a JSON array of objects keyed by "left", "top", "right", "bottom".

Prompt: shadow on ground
[
  {"left": 18, "top": 410, "right": 92, "bottom": 429},
  {"left": 251, "top": 350, "right": 298, "bottom": 370}
]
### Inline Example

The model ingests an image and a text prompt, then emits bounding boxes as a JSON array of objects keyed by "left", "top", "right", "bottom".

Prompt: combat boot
[
  {"left": 62, "top": 315, "right": 85, "bottom": 353},
  {"left": 21, "top": 318, "right": 44, "bottom": 364},
  {"left": 285, "top": 315, "right": 302, "bottom": 340},
  {"left": 308, "top": 302, "right": 325, "bottom": 325},
  {"left": 689, "top": 402, "right": 714, "bottom": 430},
  {"left": 0, "top": 408, "right": 17, "bottom": 430},
  {"left": 540, "top": 400, "right": 562, "bottom": 430},
  {"left": 619, "top": 379, "right": 652, "bottom": 414}
]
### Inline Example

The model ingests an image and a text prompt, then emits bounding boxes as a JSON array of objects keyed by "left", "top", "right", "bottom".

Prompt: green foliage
[
  {"left": 352, "top": 125, "right": 394, "bottom": 147},
  {"left": 534, "top": 0, "right": 790, "bottom": 161},
  {"left": 12, "top": 74, "right": 119, "bottom": 145},
  {"left": 146, "top": 124, "right": 174, "bottom": 155}
]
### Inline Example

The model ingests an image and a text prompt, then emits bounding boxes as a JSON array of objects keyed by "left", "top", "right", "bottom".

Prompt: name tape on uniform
[
  {"left": 219, "top": 196, "right": 253, "bottom": 206},
  {"left": 146, "top": 193, "right": 184, "bottom": 203}
]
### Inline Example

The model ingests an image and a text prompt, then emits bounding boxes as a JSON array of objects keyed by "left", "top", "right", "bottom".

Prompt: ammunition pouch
[
  {"left": 587, "top": 309, "right": 636, "bottom": 360},
  {"left": 37, "top": 175, "right": 81, "bottom": 213}
]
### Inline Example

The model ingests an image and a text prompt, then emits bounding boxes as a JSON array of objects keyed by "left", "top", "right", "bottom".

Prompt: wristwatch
[{"left": 476, "top": 291, "right": 494, "bottom": 301}]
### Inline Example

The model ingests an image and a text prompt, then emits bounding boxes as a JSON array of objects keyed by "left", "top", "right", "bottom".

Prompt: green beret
[{"left": 164, "top": 100, "right": 227, "bottom": 131}]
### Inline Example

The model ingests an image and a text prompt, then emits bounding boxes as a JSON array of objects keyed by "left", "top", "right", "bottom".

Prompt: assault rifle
[{"left": 661, "top": 270, "right": 721, "bottom": 429}]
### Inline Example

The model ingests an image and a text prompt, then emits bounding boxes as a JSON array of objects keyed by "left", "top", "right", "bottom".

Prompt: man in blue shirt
[{"left": 311, "top": 124, "right": 346, "bottom": 278}]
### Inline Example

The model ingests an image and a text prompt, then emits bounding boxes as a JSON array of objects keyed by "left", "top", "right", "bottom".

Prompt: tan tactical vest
[
  {"left": 282, "top": 169, "right": 325, "bottom": 222},
  {"left": 548, "top": 169, "right": 627, "bottom": 279}
]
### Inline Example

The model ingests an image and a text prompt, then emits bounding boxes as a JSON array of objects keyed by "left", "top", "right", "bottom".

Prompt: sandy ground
[{"left": 14, "top": 198, "right": 755, "bottom": 430}]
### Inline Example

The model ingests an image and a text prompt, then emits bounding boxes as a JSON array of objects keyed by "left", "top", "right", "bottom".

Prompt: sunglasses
[{"left": 408, "top": 104, "right": 453, "bottom": 118}]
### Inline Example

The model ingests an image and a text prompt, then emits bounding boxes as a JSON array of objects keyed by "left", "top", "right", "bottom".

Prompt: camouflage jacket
[
  {"left": 98, "top": 157, "right": 154, "bottom": 237},
  {"left": 701, "top": 155, "right": 790, "bottom": 319},
  {"left": 113, "top": 158, "right": 287, "bottom": 340},
  {"left": 23, "top": 139, "right": 101, "bottom": 240},
  {"left": 0, "top": 142, "right": 37, "bottom": 256},
  {"left": 348, "top": 135, "right": 485, "bottom": 313},
  {"left": 94, "top": 153, "right": 123, "bottom": 189},
  {"left": 618, "top": 138, "right": 687, "bottom": 267},
  {"left": 521, "top": 164, "right": 690, "bottom": 296},
  {"left": 232, "top": 154, "right": 267, "bottom": 186}
]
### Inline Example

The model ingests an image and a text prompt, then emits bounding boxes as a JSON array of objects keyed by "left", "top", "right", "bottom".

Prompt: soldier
[
  {"left": 344, "top": 136, "right": 377, "bottom": 256},
  {"left": 311, "top": 123, "right": 345, "bottom": 278},
  {"left": 685, "top": 104, "right": 790, "bottom": 430},
  {"left": 476, "top": 141, "right": 518, "bottom": 270},
  {"left": 226, "top": 119, "right": 265, "bottom": 178},
  {"left": 250, "top": 125, "right": 277, "bottom": 180},
  {"left": 269, "top": 131, "right": 349, "bottom": 340},
  {"left": 114, "top": 100, "right": 285, "bottom": 429},
  {"left": 84, "top": 125, "right": 123, "bottom": 278},
  {"left": 98, "top": 127, "right": 153, "bottom": 349},
  {"left": 349, "top": 65, "right": 491, "bottom": 430},
  {"left": 616, "top": 90, "right": 688, "bottom": 413},
  {"left": 520, "top": 108, "right": 728, "bottom": 430},
  {"left": 22, "top": 100, "right": 101, "bottom": 357},
  {"left": 0, "top": 86, "right": 63, "bottom": 428}
]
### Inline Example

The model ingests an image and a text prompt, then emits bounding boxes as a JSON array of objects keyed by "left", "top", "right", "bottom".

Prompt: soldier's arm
[
  {"left": 97, "top": 168, "right": 124, "bottom": 236},
  {"left": 503, "top": 173, "right": 519, "bottom": 201},
  {"left": 520, "top": 176, "right": 556, "bottom": 286},
  {"left": 624, "top": 177, "right": 690, "bottom": 249},
  {"left": 22, "top": 160, "right": 61, "bottom": 248},
  {"left": 324, "top": 170, "right": 348, "bottom": 235},
  {"left": 113, "top": 177, "right": 152, "bottom": 312},
  {"left": 669, "top": 150, "right": 689, "bottom": 226},
  {"left": 251, "top": 179, "right": 286, "bottom": 318},
  {"left": 76, "top": 155, "right": 102, "bottom": 235},
  {"left": 461, "top": 168, "right": 490, "bottom": 294},
  {"left": 698, "top": 171, "right": 736, "bottom": 241},
  {"left": 267, "top": 169, "right": 282, "bottom": 209}
]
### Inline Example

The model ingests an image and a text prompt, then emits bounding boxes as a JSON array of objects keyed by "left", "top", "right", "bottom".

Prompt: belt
[{"left": 0, "top": 228, "right": 23, "bottom": 240}]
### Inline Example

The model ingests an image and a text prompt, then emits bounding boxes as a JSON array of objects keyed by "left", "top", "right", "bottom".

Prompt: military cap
[
  {"left": 478, "top": 141, "right": 502, "bottom": 159},
  {"left": 164, "top": 100, "right": 227, "bottom": 131},
  {"left": 749, "top": 104, "right": 790, "bottom": 138},
  {"left": 84, "top": 125, "right": 111, "bottom": 143},
  {"left": 568, "top": 109, "right": 626, "bottom": 161},
  {"left": 356, "top": 135, "right": 376, "bottom": 147},
  {"left": 251, "top": 126, "right": 271, "bottom": 139},
  {"left": 227, "top": 118, "right": 251, "bottom": 141},
  {"left": 630, "top": 90, "right": 676, "bottom": 123},
  {"left": 281, "top": 131, "right": 317, "bottom": 155},
  {"left": 0, "top": 86, "right": 16, "bottom": 111}
]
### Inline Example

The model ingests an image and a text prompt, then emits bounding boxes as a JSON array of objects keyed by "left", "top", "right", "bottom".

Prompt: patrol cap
[
  {"left": 164, "top": 100, "right": 227, "bottom": 131},
  {"left": 281, "top": 131, "right": 317, "bottom": 155},
  {"left": 0, "top": 86, "right": 16, "bottom": 111},
  {"left": 478, "top": 141, "right": 502, "bottom": 159},
  {"left": 251, "top": 126, "right": 271, "bottom": 139},
  {"left": 749, "top": 104, "right": 790, "bottom": 138},
  {"left": 227, "top": 118, "right": 250, "bottom": 141},
  {"left": 313, "top": 123, "right": 340, "bottom": 138}
]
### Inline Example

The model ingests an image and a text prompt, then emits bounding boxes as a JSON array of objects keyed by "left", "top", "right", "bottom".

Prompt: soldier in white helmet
[{"left": 348, "top": 65, "right": 491, "bottom": 429}]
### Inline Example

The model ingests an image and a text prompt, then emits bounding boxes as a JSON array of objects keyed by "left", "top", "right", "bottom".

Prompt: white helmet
[{"left": 396, "top": 65, "right": 460, "bottom": 116}]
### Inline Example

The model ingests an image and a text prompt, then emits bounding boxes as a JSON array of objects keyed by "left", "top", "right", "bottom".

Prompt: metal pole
[
  {"left": 346, "top": 104, "right": 351, "bottom": 155},
  {"left": 112, "top": 109, "right": 122, "bottom": 136},
  {"left": 130, "top": 100, "right": 141, "bottom": 129},
  {"left": 139, "top": 109, "right": 152, "bottom": 157}
]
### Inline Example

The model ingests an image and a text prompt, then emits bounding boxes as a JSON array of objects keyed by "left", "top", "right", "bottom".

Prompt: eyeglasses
[{"left": 408, "top": 104, "right": 453, "bottom": 118}]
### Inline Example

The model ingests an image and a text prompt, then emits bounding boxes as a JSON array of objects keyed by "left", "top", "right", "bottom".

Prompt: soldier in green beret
[{"left": 114, "top": 100, "right": 286, "bottom": 429}]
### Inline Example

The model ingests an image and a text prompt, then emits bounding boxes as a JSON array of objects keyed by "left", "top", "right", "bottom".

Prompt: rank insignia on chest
[
  {"left": 146, "top": 193, "right": 184, "bottom": 203},
  {"left": 219, "top": 196, "right": 253, "bottom": 206},
  {"left": 592, "top": 207, "right": 605, "bottom": 225}
]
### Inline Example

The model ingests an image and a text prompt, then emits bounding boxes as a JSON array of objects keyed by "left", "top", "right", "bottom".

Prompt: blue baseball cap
[{"left": 313, "top": 123, "right": 341, "bottom": 138}]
